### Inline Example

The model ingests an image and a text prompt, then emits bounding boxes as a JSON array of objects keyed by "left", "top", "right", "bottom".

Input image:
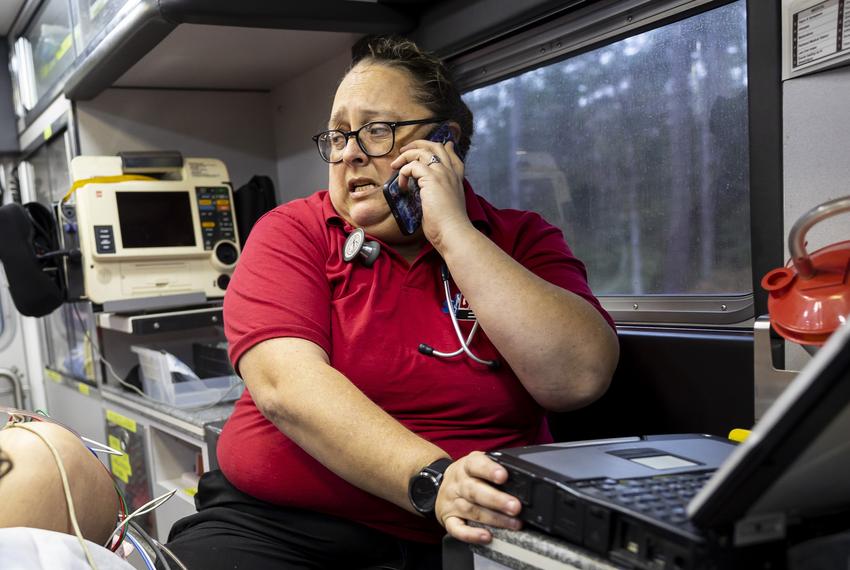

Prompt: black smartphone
[{"left": 383, "top": 123, "right": 462, "bottom": 235}]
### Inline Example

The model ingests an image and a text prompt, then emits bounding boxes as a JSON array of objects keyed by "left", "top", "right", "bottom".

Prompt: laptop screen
[{"left": 689, "top": 319, "right": 850, "bottom": 526}]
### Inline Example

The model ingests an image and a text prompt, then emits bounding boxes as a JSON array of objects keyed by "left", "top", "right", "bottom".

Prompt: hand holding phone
[{"left": 383, "top": 123, "right": 460, "bottom": 235}]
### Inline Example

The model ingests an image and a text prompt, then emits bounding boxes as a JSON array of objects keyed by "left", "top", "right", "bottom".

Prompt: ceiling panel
[
  {"left": 0, "top": 0, "right": 27, "bottom": 36},
  {"left": 114, "top": 25, "right": 361, "bottom": 90}
]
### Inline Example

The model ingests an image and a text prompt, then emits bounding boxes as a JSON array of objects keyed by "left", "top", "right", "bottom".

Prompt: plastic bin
[{"left": 131, "top": 345, "right": 243, "bottom": 408}]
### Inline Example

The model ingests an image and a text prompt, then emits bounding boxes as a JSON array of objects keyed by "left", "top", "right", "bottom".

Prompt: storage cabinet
[
  {"left": 72, "top": 0, "right": 138, "bottom": 54},
  {"left": 25, "top": 0, "right": 76, "bottom": 103},
  {"left": 104, "top": 401, "right": 212, "bottom": 540},
  {"left": 94, "top": 305, "right": 235, "bottom": 540}
]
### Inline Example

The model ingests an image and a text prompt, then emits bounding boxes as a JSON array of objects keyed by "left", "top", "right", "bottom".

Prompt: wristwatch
[{"left": 408, "top": 458, "right": 453, "bottom": 519}]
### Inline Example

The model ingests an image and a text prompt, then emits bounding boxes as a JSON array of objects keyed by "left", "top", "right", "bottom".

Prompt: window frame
[{"left": 447, "top": 0, "right": 782, "bottom": 326}]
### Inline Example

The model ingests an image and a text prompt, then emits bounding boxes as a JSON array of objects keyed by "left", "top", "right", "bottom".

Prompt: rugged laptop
[{"left": 490, "top": 320, "right": 850, "bottom": 569}]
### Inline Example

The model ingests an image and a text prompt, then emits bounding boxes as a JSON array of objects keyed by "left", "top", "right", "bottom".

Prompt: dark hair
[
  {"left": 0, "top": 448, "right": 10, "bottom": 480},
  {"left": 350, "top": 35, "right": 474, "bottom": 157}
]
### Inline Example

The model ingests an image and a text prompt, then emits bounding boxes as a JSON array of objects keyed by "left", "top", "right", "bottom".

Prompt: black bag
[
  {"left": 0, "top": 202, "right": 65, "bottom": 317},
  {"left": 233, "top": 175, "right": 277, "bottom": 248}
]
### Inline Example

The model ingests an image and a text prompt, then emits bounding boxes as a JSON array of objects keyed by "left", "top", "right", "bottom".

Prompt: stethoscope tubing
[
  {"left": 419, "top": 265, "right": 499, "bottom": 369},
  {"left": 345, "top": 229, "right": 498, "bottom": 369}
]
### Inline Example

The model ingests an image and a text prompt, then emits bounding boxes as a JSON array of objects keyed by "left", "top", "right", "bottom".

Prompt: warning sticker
[{"left": 189, "top": 160, "right": 219, "bottom": 178}]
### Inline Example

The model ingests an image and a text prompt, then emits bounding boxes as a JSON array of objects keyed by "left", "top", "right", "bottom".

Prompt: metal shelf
[{"left": 97, "top": 305, "right": 223, "bottom": 334}]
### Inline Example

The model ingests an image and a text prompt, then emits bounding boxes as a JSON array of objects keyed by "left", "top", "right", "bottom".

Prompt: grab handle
[{"left": 789, "top": 196, "right": 850, "bottom": 279}]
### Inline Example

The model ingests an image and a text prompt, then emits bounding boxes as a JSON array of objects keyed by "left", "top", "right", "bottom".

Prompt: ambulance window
[{"left": 458, "top": 1, "right": 750, "bottom": 319}]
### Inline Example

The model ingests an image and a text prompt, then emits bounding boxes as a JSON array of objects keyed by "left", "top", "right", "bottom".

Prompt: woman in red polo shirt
[{"left": 166, "top": 35, "right": 619, "bottom": 569}]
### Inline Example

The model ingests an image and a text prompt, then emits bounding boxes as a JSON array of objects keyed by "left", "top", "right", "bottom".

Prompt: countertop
[
  {"left": 469, "top": 524, "right": 621, "bottom": 570},
  {"left": 101, "top": 383, "right": 237, "bottom": 438}
]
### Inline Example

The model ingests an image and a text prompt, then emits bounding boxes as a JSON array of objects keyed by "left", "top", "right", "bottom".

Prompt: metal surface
[
  {"left": 158, "top": 0, "right": 413, "bottom": 32},
  {"left": 753, "top": 316, "right": 797, "bottom": 420},
  {"left": 0, "top": 367, "right": 23, "bottom": 408},
  {"left": 449, "top": 0, "right": 720, "bottom": 90},
  {"left": 97, "top": 305, "right": 223, "bottom": 335},
  {"left": 603, "top": 294, "right": 753, "bottom": 326},
  {"left": 100, "top": 292, "right": 207, "bottom": 315},
  {"left": 788, "top": 196, "right": 850, "bottom": 279}
]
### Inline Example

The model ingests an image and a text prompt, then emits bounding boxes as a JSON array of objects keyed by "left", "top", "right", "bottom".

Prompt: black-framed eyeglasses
[{"left": 312, "top": 118, "right": 446, "bottom": 164}]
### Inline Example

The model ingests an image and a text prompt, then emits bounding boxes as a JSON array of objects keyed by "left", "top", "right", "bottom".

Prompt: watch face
[{"left": 410, "top": 475, "right": 438, "bottom": 513}]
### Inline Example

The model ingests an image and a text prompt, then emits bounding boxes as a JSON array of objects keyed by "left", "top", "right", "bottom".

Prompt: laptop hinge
[{"left": 733, "top": 512, "right": 786, "bottom": 546}]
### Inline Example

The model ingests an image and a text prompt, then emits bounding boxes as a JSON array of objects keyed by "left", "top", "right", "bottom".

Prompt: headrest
[{"left": 0, "top": 203, "right": 64, "bottom": 317}]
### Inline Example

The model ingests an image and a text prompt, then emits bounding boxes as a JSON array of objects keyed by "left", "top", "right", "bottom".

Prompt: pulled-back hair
[
  {"left": 350, "top": 35, "right": 474, "bottom": 157},
  {"left": 0, "top": 448, "right": 10, "bottom": 480}
]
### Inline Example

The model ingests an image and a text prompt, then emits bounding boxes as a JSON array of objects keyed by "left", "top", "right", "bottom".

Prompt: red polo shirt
[{"left": 218, "top": 183, "right": 613, "bottom": 542}]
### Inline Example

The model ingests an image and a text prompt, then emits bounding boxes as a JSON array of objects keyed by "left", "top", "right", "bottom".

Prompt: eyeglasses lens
[{"left": 317, "top": 122, "right": 395, "bottom": 163}]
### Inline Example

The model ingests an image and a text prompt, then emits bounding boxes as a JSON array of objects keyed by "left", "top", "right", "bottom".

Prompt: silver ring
[{"left": 427, "top": 154, "right": 441, "bottom": 166}]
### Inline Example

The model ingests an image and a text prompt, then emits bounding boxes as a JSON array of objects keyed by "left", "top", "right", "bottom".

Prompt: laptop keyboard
[{"left": 571, "top": 471, "right": 713, "bottom": 529}]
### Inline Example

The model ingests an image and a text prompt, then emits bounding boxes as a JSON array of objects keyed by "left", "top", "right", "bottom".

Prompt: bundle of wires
[{"left": 126, "top": 520, "right": 188, "bottom": 570}]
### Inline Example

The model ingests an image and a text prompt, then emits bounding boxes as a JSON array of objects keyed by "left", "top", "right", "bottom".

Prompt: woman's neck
[{"left": 393, "top": 241, "right": 425, "bottom": 265}]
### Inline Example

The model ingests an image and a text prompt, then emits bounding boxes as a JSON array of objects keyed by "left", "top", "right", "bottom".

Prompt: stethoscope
[{"left": 344, "top": 228, "right": 499, "bottom": 370}]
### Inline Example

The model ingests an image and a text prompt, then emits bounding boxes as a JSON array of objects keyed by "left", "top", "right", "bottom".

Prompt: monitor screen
[{"left": 116, "top": 191, "right": 196, "bottom": 248}]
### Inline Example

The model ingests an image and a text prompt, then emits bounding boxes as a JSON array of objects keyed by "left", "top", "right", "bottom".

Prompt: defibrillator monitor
[{"left": 69, "top": 155, "right": 240, "bottom": 305}]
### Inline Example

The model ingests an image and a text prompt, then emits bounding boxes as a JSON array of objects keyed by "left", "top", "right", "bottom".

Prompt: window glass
[
  {"left": 29, "top": 132, "right": 71, "bottom": 206},
  {"left": 73, "top": 0, "right": 139, "bottom": 54},
  {"left": 25, "top": 0, "right": 76, "bottom": 101},
  {"left": 462, "top": 1, "right": 750, "bottom": 296},
  {"left": 44, "top": 302, "right": 95, "bottom": 382}
]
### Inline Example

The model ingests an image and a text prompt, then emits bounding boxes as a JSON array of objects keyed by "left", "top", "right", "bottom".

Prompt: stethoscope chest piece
[{"left": 344, "top": 228, "right": 381, "bottom": 267}]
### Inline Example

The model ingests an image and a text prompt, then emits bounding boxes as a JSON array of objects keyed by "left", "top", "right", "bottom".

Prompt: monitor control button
[{"left": 213, "top": 241, "right": 238, "bottom": 266}]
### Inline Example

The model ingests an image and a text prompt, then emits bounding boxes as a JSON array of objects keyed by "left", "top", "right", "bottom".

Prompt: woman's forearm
[{"left": 240, "top": 337, "right": 449, "bottom": 511}]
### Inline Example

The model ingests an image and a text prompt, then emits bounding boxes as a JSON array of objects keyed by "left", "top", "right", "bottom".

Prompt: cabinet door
[
  {"left": 72, "top": 0, "right": 136, "bottom": 53},
  {"left": 105, "top": 408, "right": 156, "bottom": 536},
  {"left": 24, "top": 129, "right": 72, "bottom": 207},
  {"left": 24, "top": 0, "right": 76, "bottom": 103}
]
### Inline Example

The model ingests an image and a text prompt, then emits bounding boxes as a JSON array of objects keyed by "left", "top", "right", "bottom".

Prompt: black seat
[{"left": 0, "top": 202, "right": 65, "bottom": 317}]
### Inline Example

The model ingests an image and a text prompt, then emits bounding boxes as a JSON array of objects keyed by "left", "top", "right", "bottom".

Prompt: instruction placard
[{"left": 784, "top": 0, "right": 850, "bottom": 78}]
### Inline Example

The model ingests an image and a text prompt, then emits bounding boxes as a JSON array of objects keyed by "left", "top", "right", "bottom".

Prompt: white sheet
[{"left": 0, "top": 527, "right": 135, "bottom": 570}]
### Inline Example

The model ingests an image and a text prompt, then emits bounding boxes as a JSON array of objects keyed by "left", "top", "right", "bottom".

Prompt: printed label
[
  {"left": 108, "top": 434, "right": 132, "bottom": 484},
  {"left": 106, "top": 409, "right": 137, "bottom": 433}
]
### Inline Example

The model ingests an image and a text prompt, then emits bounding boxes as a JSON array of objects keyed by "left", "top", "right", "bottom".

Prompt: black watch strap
[
  {"left": 409, "top": 458, "right": 453, "bottom": 519},
  {"left": 425, "top": 458, "right": 452, "bottom": 478}
]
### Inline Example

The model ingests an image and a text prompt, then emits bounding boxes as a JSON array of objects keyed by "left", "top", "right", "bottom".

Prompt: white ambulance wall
[
  {"left": 75, "top": 89, "right": 278, "bottom": 193},
  {"left": 271, "top": 49, "right": 351, "bottom": 203},
  {"left": 782, "top": 64, "right": 850, "bottom": 369}
]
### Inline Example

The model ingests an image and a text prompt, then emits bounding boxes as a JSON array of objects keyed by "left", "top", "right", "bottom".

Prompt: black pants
[{"left": 163, "top": 470, "right": 443, "bottom": 570}]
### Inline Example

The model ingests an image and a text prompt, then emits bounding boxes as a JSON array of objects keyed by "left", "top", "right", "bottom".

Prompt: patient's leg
[{"left": 0, "top": 421, "right": 118, "bottom": 545}]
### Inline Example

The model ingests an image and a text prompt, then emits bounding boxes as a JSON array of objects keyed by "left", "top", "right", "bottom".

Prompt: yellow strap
[
  {"left": 728, "top": 428, "right": 751, "bottom": 443},
  {"left": 61, "top": 174, "right": 157, "bottom": 204}
]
